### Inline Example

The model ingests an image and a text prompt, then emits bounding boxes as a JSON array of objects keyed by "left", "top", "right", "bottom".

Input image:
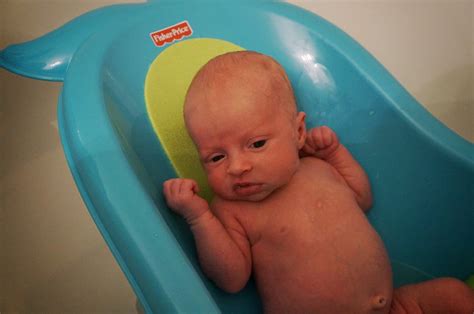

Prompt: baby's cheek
[{"left": 207, "top": 172, "right": 225, "bottom": 194}]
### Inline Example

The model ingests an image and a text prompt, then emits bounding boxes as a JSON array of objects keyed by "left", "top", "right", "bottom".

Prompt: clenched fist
[
  {"left": 163, "top": 178, "right": 210, "bottom": 224},
  {"left": 300, "top": 126, "right": 340, "bottom": 160}
]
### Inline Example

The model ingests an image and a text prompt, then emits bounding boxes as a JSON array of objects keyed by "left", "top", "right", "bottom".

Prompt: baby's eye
[
  {"left": 210, "top": 155, "right": 225, "bottom": 163},
  {"left": 251, "top": 139, "right": 267, "bottom": 149}
]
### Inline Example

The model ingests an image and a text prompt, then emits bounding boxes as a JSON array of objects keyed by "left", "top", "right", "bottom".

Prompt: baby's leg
[{"left": 390, "top": 277, "right": 474, "bottom": 314}]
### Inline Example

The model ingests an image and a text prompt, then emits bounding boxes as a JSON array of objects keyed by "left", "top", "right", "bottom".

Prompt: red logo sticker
[{"left": 150, "top": 21, "right": 193, "bottom": 47}]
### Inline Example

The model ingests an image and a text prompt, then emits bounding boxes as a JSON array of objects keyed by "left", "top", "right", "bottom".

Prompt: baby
[{"left": 163, "top": 51, "right": 474, "bottom": 313}]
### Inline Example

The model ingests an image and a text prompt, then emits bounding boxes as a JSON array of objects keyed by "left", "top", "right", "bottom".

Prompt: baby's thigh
[{"left": 390, "top": 278, "right": 474, "bottom": 314}]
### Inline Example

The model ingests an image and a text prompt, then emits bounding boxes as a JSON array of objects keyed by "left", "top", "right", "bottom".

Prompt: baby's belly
[{"left": 252, "top": 207, "right": 392, "bottom": 313}]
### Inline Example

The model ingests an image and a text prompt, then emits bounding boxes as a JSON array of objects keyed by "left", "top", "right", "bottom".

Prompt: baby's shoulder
[
  {"left": 299, "top": 157, "right": 332, "bottom": 174},
  {"left": 297, "top": 157, "right": 345, "bottom": 183}
]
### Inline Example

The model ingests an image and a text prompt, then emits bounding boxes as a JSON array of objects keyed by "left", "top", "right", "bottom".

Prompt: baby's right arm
[{"left": 163, "top": 179, "right": 252, "bottom": 293}]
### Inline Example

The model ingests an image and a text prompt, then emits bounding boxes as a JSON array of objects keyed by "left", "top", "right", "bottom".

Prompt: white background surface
[{"left": 1, "top": 1, "right": 472, "bottom": 312}]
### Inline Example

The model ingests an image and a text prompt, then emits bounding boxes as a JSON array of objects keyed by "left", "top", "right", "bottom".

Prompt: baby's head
[{"left": 184, "top": 51, "right": 306, "bottom": 201}]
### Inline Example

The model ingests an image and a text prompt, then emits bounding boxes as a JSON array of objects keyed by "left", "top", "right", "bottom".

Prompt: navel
[{"left": 371, "top": 295, "right": 388, "bottom": 310}]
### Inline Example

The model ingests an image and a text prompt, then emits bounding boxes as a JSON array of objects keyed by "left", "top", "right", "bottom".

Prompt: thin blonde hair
[{"left": 184, "top": 51, "right": 297, "bottom": 121}]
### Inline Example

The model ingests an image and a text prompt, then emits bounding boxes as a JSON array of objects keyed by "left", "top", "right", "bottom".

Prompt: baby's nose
[{"left": 227, "top": 156, "right": 252, "bottom": 176}]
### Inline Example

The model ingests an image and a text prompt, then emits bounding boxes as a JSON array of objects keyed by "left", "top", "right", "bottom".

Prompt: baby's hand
[
  {"left": 163, "top": 178, "right": 209, "bottom": 224},
  {"left": 301, "top": 126, "right": 340, "bottom": 160}
]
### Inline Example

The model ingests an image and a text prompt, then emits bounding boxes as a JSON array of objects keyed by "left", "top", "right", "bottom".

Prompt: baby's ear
[{"left": 296, "top": 111, "right": 306, "bottom": 149}]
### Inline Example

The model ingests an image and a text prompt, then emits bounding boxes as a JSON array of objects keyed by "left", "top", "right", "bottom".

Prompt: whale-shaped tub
[{"left": 1, "top": 1, "right": 472, "bottom": 313}]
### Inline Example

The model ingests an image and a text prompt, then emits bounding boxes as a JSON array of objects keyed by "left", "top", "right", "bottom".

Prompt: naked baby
[{"left": 163, "top": 51, "right": 474, "bottom": 313}]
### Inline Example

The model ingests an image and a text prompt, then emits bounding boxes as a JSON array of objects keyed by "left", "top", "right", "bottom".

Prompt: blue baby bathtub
[{"left": 1, "top": 1, "right": 472, "bottom": 313}]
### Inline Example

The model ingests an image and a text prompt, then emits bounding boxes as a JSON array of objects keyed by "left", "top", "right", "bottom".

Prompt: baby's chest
[
  {"left": 245, "top": 198, "right": 329, "bottom": 248},
  {"left": 245, "top": 182, "right": 359, "bottom": 248}
]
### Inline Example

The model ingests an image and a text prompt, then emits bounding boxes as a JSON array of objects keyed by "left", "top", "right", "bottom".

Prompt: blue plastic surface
[{"left": 1, "top": 1, "right": 472, "bottom": 313}]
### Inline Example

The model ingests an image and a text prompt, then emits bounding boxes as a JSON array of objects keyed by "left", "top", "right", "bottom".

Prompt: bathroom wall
[
  {"left": 294, "top": 0, "right": 473, "bottom": 141},
  {"left": 1, "top": 1, "right": 472, "bottom": 313}
]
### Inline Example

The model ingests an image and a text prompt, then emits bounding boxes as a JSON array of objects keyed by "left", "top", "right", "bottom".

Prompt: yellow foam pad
[{"left": 145, "top": 38, "right": 244, "bottom": 201}]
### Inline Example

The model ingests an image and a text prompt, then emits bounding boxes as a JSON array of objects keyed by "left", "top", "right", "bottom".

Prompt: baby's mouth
[{"left": 234, "top": 182, "right": 263, "bottom": 196}]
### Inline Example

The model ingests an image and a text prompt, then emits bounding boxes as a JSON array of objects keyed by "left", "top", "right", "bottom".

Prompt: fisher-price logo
[{"left": 150, "top": 21, "right": 193, "bottom": 47}]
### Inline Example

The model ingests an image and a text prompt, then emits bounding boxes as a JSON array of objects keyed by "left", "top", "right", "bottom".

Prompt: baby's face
[{"left": 186, "top": 82, "right": 306, "bottom": 202}]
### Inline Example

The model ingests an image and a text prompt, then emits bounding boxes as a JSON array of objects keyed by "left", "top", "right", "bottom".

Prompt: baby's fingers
[
  {"left": 163, "top": 179, "right": 209, "bottom": 223},
  {"left": 163, "top": 179, "right": 194, "bottom": 197},
  {"left": 162, "top": 179, "right": 174, "bottom": 198},
  {"left": 310, "top": 126, "right": 335, "bottom": 148},
  {"left": 316, "top": 126, "right": 331, "bottom": 148},
  {"left": 179, "top": 179, "right": 199, "bottom": 195},
  {"left": 320, "top": 126, "right": 335, "bottom": 147}
]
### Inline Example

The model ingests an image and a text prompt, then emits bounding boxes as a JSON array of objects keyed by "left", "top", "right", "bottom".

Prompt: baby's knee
[
  {"left": 438, "top": 277, "right": 473, "bottom": 298},
  {"left": 391, "top": 277, "right": 474, "bottom": 314},
  {"left": 419, "top": 277, "right": 473, "bottom": 313},
  {"left": 436, "top": 277, "right": 474, "bottom": 311},
  {"left": 441, "top": 277, "right": 470, "bottom": 289}
]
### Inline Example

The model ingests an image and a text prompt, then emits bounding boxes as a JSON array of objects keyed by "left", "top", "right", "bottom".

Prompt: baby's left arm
[{"left": 301, "top": 126, "right": 373, "bottom": 211}]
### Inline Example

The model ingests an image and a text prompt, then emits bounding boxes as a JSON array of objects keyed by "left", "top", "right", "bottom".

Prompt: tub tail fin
[{"left": 0, "top": 4, "right": 140, "bottom": 81}]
